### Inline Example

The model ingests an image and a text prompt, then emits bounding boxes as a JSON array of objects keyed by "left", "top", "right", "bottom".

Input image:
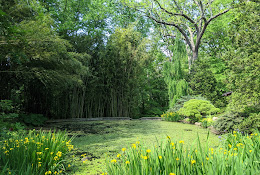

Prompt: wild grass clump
[
  {"left": 0, "top": 130, "right": 74, "bottom": 175},
  {"left": 105, "top": 132, "right": 260, "bottom": 175}
]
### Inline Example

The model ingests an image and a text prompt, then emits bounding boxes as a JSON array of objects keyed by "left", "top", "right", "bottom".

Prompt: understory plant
[
  {"left": 0, "top": 130, "right": 74, "bottom": 175},
  {"left": 105, "top": 132, "right": 260, "bottom": 175},
  {"left": 201, "top": 117, "right": 214, "bottom": 128},
  {"left": 161, "top": 112, "right": 184, "bottom": 122}
]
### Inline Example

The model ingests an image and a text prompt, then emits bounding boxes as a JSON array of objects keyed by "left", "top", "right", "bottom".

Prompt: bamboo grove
[{"left": 0, "top": 0, "right": 168, "bottom": 119}]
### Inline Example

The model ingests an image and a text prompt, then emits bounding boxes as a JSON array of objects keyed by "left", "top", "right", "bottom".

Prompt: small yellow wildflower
[
  {"left": 191, "top": 160, "right": 196, "bottom": 165},
  {"left": 125, "top": 161, "right": 130, "bottom": 164},
  {"left": 249, "top": 150, "right": 252, "bottom": 153},
  {"left": 132, "top": 144, "right": 136, "bottom": 149},
  {"left": 228, "top": 144, "right": 232, "bottom": 148},
  {"left": 167, "top": 136, "right": 171, "bottom": 139},
  {"left": 158, "top": 156, "right": 162, "bottom": 159},
  {"left": 68, "top": 164, "right": 71, "bottom": 168},
  {"left": 179, "top": 140, "right": 184, "bottom": 144},
  {"left": 45, "top": 148, "right": 49, "bottom": 150},
  {"left": 143, "top": 156, "right": 148, "bottom": 160},
  {"left": 36, "top": 152, "right": 42, "bottom": 155},
  {"left": 234, "top": 148, "right": 238, "bottom": 151},
  {"left": 122, "top": 148, "right": 126, "bottom": 152},
  {"left": 169, "top": 173, "right": 176, "bottom": 175},
  {"left": 111, "top": 159, "right": 117, "bottom": 163},
  {"left": 146, "top": 149, "right": 151, "bottom": 153},
  {"left": 206, "top": 157, "right": 209, "bottom": 160},
  {"left": 117, "top": 154, "right": 121, "bottom": 158},
  {"left": 171, "top": 142, "right": 174, "bottom": 146},
  {"left": 176, "top": 158, "right": 179, "bottom": 161},
  {"left": 233, "top": 131, "right": 237, "bottom": 134},
  {"left": 136, "top": 141, "right": 140, "bottom": 144},
  {"left": 56, "top": 151, "right": 62, "bottom": 157}
]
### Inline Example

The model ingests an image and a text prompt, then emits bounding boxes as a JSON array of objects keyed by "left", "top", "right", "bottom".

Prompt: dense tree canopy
[{"left": 0, "top": 0, "right": 259, "bottom": 121}]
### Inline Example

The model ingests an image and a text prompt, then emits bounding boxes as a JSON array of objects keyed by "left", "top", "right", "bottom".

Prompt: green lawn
[{"left": 62, "top": 120, "right": 220, "bottom": 175}]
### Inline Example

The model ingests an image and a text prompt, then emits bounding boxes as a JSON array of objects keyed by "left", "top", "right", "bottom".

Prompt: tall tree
[
  {"left": 225, "top": 0, "right": 260, "bottom": 113},
  {"left": 122, "top": 0, "right": 234, "bottom": 68}
]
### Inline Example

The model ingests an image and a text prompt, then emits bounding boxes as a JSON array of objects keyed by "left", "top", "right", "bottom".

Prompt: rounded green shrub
[{"left": 178, "top": 99, "right": 220, "bottom": 123}]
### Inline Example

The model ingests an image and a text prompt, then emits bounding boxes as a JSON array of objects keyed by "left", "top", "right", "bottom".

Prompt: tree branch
[
  {"left": 153, "top": 0, "right": 199, "bottom": 32},
  {"left": 146, "top": 14, "right": 193, "bottom": 51},
  {"left": 207, "top": 8, "right": 230, "bottom": 24},
  {"left": 195, "top": 8, "right": 230, "bottom": 50}
]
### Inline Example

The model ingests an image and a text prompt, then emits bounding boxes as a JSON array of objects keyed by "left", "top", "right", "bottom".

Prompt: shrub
[
  {"left": 235, "top": 113, "right": 260, "bottom": 134},
  {"left": 201, "top": 117, "right": 214, "bottom": 128},
  {"left": 0, "top": 100, "right": 22, "bottom": 139},
  {"left": 214, "top": 113, "right": 244, "bottom": 133},
  {"left": 167, "top": 95, "right": 207, "bottom": 113},
  {"left": 0, "top": 100, "right": 14, "bottom": 113},
  {"left": 0, "top": 130, "right": 74, "bottom": 175},
  {"left": 20, "top": 113, "right": 48, "bottom": 126},
  {"left": 104, "top": 132, "right": 260, "bottom": 175},
  {"left": 178, "top": 99, "right": 220, "bottom": 123},
  {"left": 161, "top": 112, "right": 184, "bottom": 122}
]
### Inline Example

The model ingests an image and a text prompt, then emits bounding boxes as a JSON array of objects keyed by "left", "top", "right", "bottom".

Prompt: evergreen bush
[
  {"left": 235, "top": 113, "right": 260, "bottom": 134},
  {"left": 178, "top": 99, "right": 220, "bottom": 123},
  {"left": 213, "top": 113, "right": 243, "bottom": 133}
]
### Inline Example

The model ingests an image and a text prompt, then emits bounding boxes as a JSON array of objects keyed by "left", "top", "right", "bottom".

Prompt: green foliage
[
  {"left": 20, "top": 113, "right": 47, "bottom": 126},
  {"left": 224, "top": 0, "right": 260, "bottom": 113},
  {"left": 178, "top": 99, "right": 220, "bottom": 123},
  {"left": 201, "top": 117, "right": 214, "bottom": 128},
  {"left": 0, "top": 130, "right": 74, "bottom": 174},
  {"left": 235, "top": 113, "right": 260, "bottom": 134},
  {"left": 189, "top": 60, "right": 227, "bottom": 107},
  {"left": 161, "top": 112, "right": 184, "bottom": 122},
  {"left": 167, "top": 95, "right": 207, "bottom": 113},
  {"left": 0, "top": 100, "right": 13, "bottom": 113},
  {"left": 105, "top": 132, "right": 260, "bottom": 175},
  {"left": 0, "top": 100, "right": 23, "bottom": 139},
  {"left": 214, "top": 113, "right": 244, "bottom": 133},
  {"left": 163, "top": 33, "right": 189, "bottom": 108}
]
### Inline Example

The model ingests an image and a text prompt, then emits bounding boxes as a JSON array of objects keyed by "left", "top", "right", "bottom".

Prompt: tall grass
[
  {"left": 0, "top": 130, "right": 74, "bottom": 175},
  {"left": 105, "top": 131, "right": 260, "bottom": 175}
]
